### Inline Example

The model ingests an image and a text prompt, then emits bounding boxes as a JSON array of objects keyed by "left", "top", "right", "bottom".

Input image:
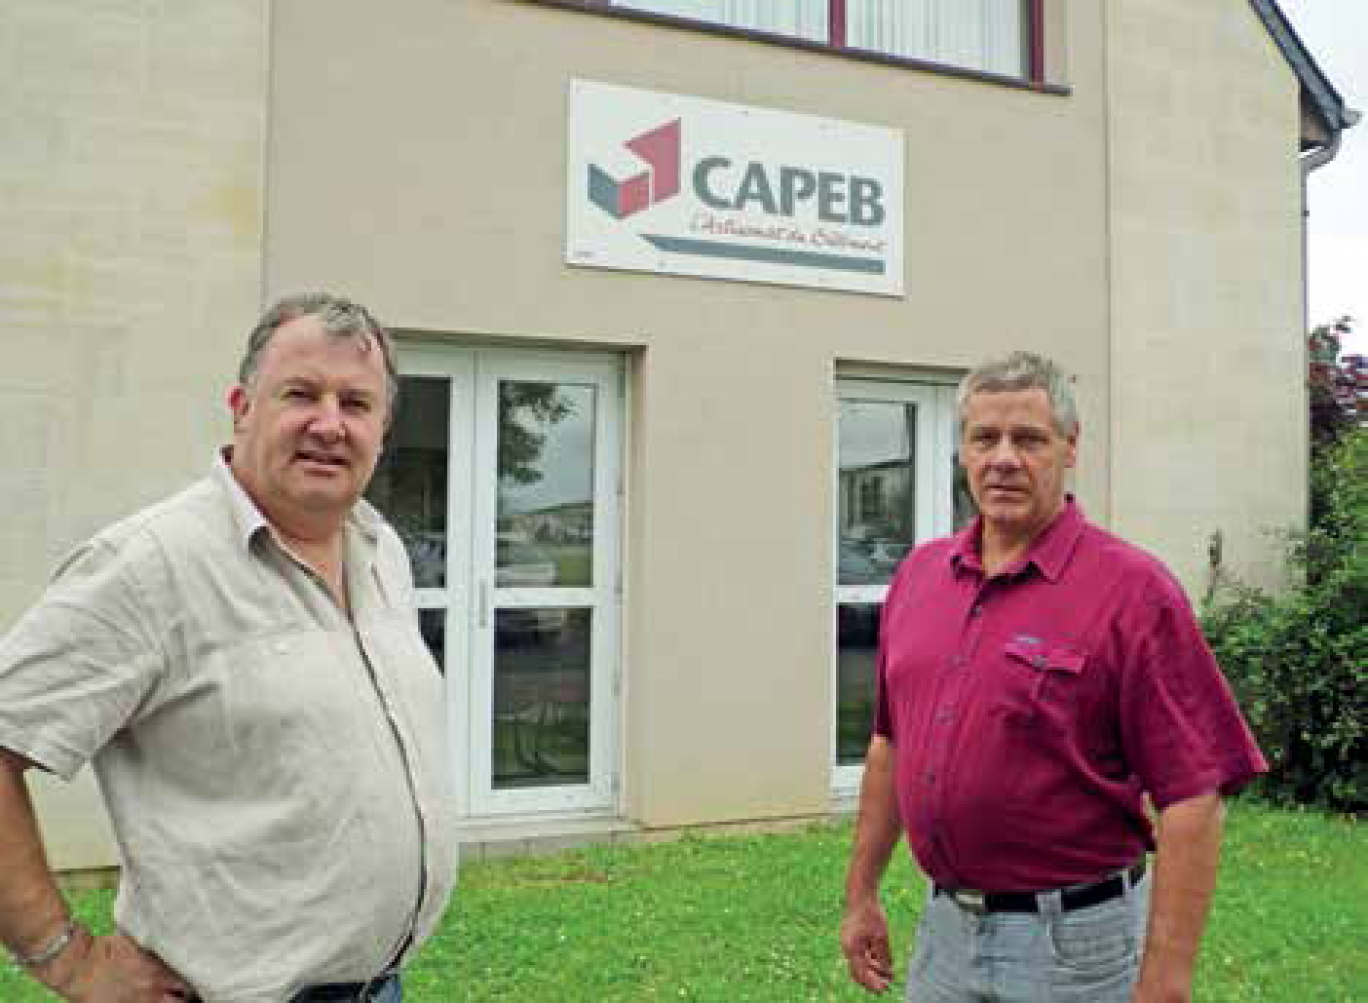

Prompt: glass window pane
[
  {"left": 613, "top": 0, "right": 828, "bottom": 42},
  {"left": 848, "top": 0, "right": 1025, "bottom": 77},
  {"left": 837, "top": 603, "right": 881, "bottom": 764},
  {"left": 418, "top": 608, "right": 446, "bottom": 674},
  {"left": 367, "top": 376, "right": 449, "bottom": 588},
  {"left": 839, "top": 399, "right": 916, "bottom": 586},
  {"left": 953, "top": 449, "right": 976, "bottom": 530},
  {"left": 497, "top": 381, "right": 595, "bottom": 588},
  {"left": 492, "top": 608, "right": 591, "bottom": 788}
]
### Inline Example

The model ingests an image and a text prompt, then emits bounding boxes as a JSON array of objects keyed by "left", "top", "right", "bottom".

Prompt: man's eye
[
  {"left": 283, "top": 389, "right": 312, "bottom": 401},
  {"left": 343, "top": 397, "right": 372, "bottom": 412}
]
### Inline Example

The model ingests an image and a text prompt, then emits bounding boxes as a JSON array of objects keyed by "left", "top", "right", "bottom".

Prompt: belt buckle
[{"left": 950, "top": 889, "right": 987, "bottom": 914}]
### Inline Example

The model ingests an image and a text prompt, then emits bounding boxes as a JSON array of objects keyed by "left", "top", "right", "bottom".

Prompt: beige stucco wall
[
  {"left": 266, "top": 0, "right": 1112, "bottom": 827},
  {"left": 1, "top": 1, "right": 268, "bottom": 867},
  {"left": 1103, "top": 0, "right": 1308, "bottom": 595},
  {"left": 3, "top": 0, "right": 1314, "bottom": 867}
]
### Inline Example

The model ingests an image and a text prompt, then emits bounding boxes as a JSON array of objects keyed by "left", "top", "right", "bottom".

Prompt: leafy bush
[
  {"left": 1203, "top": 428, "right": 1367, "bottom": 811},
  {"left": 1308, "top": 317, "right": 1366, "bottom": 446}
]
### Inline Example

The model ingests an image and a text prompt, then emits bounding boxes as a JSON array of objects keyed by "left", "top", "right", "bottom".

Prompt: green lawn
[{"left": 5, "top": 802, "right": 1362, "bottom": 1001}]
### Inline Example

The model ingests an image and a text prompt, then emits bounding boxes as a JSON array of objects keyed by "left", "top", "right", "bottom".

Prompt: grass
[{"left": 3, "top": 801, "right": 1362, "bottom": 1001}]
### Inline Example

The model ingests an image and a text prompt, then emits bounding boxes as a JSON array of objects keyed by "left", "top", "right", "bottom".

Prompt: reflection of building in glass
[
  {"left": 504, "top": 500, "right": 594, "bottom": 544},
  {"left": 371, "top": 447, "right": 447, "bottom": 539},
  {"left": 840, "top": 459, "right": 911, "bottom": 538},
  {"left": 838, "top": 398, "right": 915, "bottom": 579},
  {"left": 366, "top": 376, "right": 452, "bottom": 587},
  {"left": 839, "top": 460, "right": 914, "bottom": 583}
]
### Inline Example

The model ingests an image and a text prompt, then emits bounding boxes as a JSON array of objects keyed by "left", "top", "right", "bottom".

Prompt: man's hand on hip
[
  {"left": 39, "top": 929, "right": 194, "bottom": 1003},
  {"left": 841, "top": 898, "right": 895, "bottom": 994}
]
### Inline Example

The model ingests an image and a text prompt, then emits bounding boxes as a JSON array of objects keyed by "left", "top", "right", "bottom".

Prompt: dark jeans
[{"left": 289, "top": 973, "right": 402, "bottom": 1003}]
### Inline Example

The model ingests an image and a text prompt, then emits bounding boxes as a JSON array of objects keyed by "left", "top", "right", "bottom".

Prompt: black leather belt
[
  {"left": 936, "top": 860, "right": 1146, "bottom": 915},
  {"left": 291, "top": 973, "right": 398, "bottom": 1002}
]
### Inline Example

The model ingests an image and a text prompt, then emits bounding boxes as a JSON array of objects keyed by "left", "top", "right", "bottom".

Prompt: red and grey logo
[{"left": 588, "top": 119, "right": 681, "bottom": 219}]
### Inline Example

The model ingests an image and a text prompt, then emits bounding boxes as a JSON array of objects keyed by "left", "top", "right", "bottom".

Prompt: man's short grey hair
[
  {"left": 956, "top": 351, "right": 1079, "bottom": 436},
  {"left": 238, "top": 292, "right": 399, "bottom": 412}
]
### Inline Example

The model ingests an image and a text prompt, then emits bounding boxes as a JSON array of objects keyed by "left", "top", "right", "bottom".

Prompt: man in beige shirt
[{"left": 0, "top": 294, "right": 457, "bottom": 1002}]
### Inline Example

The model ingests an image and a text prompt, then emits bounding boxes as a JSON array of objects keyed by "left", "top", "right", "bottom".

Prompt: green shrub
[{"left": 1203, "top": 427, "right": 1367, "bottom": 812}]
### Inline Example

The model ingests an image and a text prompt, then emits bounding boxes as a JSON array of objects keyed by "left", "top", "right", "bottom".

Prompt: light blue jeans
[{"left": 906, "top": 872, "right": 1149, "bottom": 1002}]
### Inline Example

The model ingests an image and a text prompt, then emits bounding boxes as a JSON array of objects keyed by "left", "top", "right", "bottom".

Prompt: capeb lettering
[{"left": 691, "top": 157, "right": 886, "bottom": 227}]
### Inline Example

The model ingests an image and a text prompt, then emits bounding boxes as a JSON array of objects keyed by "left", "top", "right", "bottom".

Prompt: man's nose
[
  {"left": 987, "top": 440, "right": 1021, "bottom": 467},
  {"left": 308, "top": 397, "right": 346, "bottom": 441}
]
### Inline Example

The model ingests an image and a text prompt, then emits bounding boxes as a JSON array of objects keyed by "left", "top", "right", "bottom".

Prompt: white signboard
[{"left": 567, "top": 80, "right": 904, "bottom": 297}]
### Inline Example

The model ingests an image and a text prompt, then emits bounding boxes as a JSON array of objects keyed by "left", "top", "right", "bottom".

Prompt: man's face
[
  {"left": 229, "top": 315, "right": 389, "bottom": 527},
  {"left": 960, "top": 388, "right": 1077, "bottom": 542}
]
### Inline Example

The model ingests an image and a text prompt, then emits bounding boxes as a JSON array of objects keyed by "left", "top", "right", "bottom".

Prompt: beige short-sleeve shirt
[{"left": 0, "top": 457, "right": 458, "bottom": 1002}]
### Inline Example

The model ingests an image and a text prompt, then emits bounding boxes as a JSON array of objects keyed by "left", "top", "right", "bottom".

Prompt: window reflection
[
  {"left": 848, "top": 0, "right": 1025, "bottom": 77},
  {"left": 613, "top": 0, "right": 827, "bottom": 41},
  {"left": 367, "top": 376, "right": 450, "bottom": 589},
  {"left": 497, "top": 382, "right": 595, "bottom": 588},
  {"left": 952, "top": 450, "right": 977, "bottom": 530},
  {"left": 839, "top": 400, "right": 916, "bottom": 585},
  {"left": 418, "top": 609, "right": 445, "bottom": 674},
  {"left": 837, "top": 604, "right": 882, "bottom": 764},
  {"left": 492, "top": 608, "right": 591, "bottom": 788}
]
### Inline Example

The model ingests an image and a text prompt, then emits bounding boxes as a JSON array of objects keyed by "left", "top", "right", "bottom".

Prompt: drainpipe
[
  {"left": 1290, "top": 108, "right": 1360, "bottom": 584},
  {"left": 1299, "top": 108, "right": 1361, "bottom": 330}
]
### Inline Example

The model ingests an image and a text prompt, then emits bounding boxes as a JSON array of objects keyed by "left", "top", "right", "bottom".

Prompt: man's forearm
[
  {"left": 844, "top": 736, "right": 902, "bottom": 905},
  {"left": 1135, "top": 792, "right": 1224, "bottom": 1001},
  {"left": 0, "top": 749, "right": 74, "bottom": 963}
]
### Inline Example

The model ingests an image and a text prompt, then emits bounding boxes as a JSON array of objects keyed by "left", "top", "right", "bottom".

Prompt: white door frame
[
  {"left": 831, "top": 378, "right": 958, "bottom": 795},
  {"left": 393, "top": 343, "right": 623, "bottom": 818},
  {"left": 470, "top": 353, "right": 622, "bottom": 815}
]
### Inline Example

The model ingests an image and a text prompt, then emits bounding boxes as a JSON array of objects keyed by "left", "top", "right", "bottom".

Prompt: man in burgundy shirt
[{"left": 840, "top": 352, "right": 1266, "bottom": 1002}]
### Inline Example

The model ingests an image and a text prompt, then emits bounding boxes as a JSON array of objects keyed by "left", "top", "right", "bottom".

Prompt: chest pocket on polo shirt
[{"left": 996, "top": 635, "right": 1087, "bottom": 732}]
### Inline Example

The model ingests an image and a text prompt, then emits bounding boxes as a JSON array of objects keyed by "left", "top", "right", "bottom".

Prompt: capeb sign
[{"left": 567, "top": 81, "right": 904, "bottom": 297}]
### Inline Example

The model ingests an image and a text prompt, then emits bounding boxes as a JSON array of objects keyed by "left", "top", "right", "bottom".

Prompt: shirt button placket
[{"left": 927, "top": 586, "right": 986, "bottom": 875}]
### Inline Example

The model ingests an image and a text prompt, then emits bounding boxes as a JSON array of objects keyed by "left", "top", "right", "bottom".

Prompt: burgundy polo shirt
[{"left": 874, "top": 498, "right": 1266, "bottom": 893}]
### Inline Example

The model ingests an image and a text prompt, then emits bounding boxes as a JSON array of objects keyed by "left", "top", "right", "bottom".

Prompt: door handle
[{"left": 478, "top": 579, "right": 490, "bottom": 629}]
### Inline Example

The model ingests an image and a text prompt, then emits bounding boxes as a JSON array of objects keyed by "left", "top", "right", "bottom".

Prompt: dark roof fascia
[{"left": 1250, "top": 0, "right": 1355, "bottom": 139}]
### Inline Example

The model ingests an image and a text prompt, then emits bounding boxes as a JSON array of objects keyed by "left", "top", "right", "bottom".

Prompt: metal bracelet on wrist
[{"left": 11, "top": 918, "right": 82, "bottom": 970}]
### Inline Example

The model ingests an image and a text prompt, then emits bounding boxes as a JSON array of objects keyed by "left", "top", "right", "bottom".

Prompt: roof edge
[{"left": 1250, "top": 0, "right": 1357, "bottom": 141}]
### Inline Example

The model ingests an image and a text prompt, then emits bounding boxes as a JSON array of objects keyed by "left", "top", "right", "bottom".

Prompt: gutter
[
  {"left": 1294, "top": 106, "right": 1360, "bottom": 553},
  {"left": 1299, "top": 107, "right": 1362, "bottom": 331},
  {"left": 1299, "top": 114, "right": 1352, "bottom": 177},
  {"left": 1253, "top": 0, "right": 1356, "bottom": 135}
]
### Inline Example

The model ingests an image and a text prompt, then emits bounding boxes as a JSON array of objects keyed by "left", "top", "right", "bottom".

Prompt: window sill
[{"left": 523, "top": 0, "right": 1071, "bottom": 97}]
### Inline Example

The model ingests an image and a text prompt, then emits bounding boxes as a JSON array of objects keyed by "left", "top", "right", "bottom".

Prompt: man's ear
[
  {"left": 1065, "top": 423, "right": 1080, "bottom": 469},
  {"left": 228, "top": 385, "right": 250, "bottom": 432}
]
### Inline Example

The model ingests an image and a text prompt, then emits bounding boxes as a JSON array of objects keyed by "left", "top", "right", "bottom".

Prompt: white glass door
[
  {"left": 369, "top": 346, "right": 622, "bottom": 819},
  {"left": 471, "top": 355, "right": 621, "bottom": 814},
  {"left": 366, "top": 350, "right": 474, "bottom": 688},
  {"left": 832, "top": 379, "right": 957, "bottom": 793}
]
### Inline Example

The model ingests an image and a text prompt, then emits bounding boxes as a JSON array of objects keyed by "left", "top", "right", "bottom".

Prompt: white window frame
[{"left": 831, "top": 377, "right": 958, "bottom": 796}]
